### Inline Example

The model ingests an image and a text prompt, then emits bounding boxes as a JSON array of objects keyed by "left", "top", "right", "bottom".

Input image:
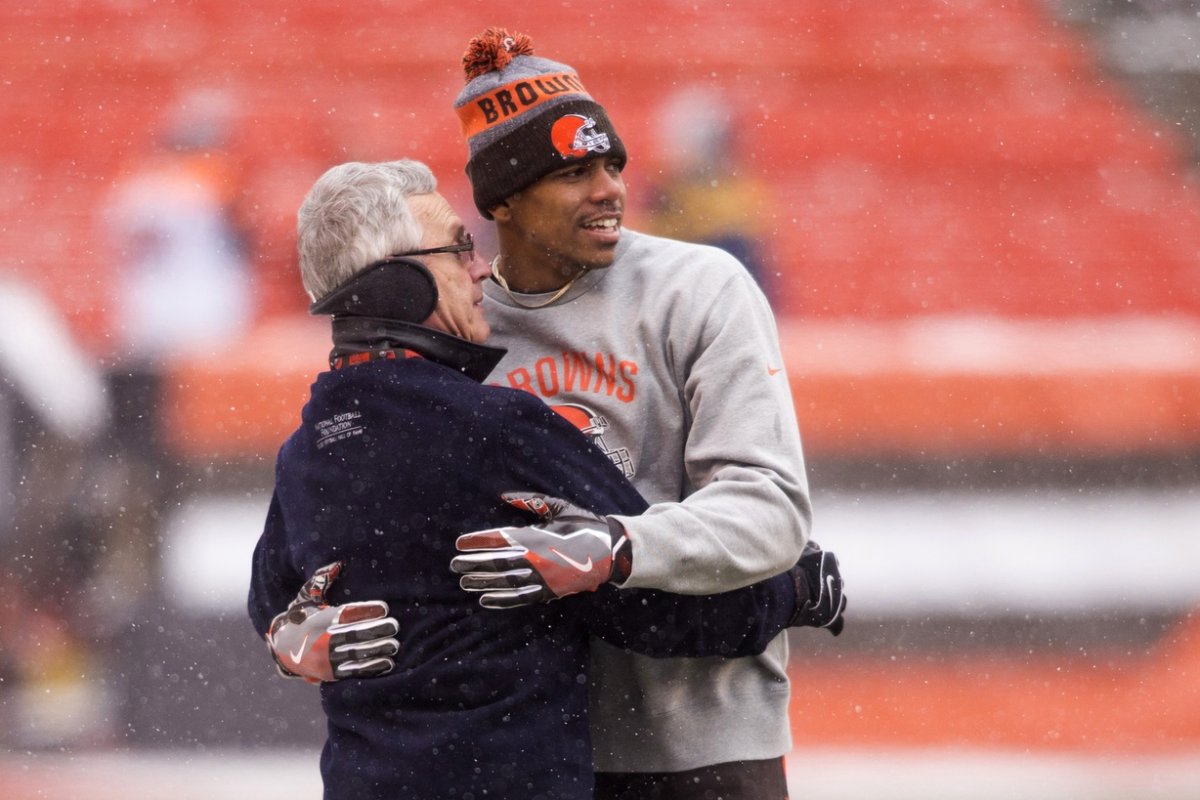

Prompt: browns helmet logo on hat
[{"left": 550, "top": 114, "right": 611, "bottom": 159}]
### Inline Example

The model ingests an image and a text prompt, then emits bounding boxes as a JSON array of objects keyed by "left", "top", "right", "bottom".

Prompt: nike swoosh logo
[
  {"left": 821, "top": 574, "right": 839, "bottom": 626},
  {"left": 289, "top": 633, "right": 312, "bottom": 665},
  {"left": 767, "top": 366, "right": 783, "bottom": 376},
  {"left": 550, "top": 547, "right": 594, "bottom": 572}
]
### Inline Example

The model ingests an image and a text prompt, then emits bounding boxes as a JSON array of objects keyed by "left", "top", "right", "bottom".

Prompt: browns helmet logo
[
  {"left": 551, "top": 403, "right": 634, "bottom": 479},
  {"left": 550, "top": 114, "right": 611, "bottom": 159}
]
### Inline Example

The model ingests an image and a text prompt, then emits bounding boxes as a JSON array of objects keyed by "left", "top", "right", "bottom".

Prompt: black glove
[
  {"left": 790, "top": 541, "right": 846, "bottom": 636},
  {"left": 450, "top": 492, "right": 632, "bottom": 609},
  {"left": 266, "top": 561, "right": 400, "bottom": 683}
]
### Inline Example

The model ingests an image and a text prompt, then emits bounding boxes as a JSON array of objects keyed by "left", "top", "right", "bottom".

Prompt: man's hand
[
  {"left": 266, "top": 561, "right": 400, "bottom": 683},
  {"left": 451, "top": 492, "right": 632, "bottom": 609},
  {"left": 790, "top": 541, "right": 847, "bottom": 636}
]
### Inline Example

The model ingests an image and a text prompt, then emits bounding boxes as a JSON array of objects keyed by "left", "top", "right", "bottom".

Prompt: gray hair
[{"left": 297, "top": 159, "right": 437, "bottom": 302}]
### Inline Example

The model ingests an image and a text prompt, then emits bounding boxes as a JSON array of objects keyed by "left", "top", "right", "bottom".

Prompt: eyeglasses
[{"left": 391, "top": 232, "right": 475, "bottom": 262}]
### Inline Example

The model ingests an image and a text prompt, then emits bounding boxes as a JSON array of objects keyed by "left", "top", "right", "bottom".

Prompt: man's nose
[
  {"left": 589, "top": 165, "right": 624, "bottom": 202},
  {"left": 468, "top": 249, "right": 492, "bottom": 281}
]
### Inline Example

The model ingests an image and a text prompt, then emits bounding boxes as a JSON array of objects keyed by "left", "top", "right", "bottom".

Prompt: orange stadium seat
[{"left": 789, "top": 610, "right": 1200, "bottom": 751}]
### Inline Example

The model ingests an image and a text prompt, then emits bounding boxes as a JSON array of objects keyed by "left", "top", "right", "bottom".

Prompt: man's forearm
[{"left": 612, "top": 477, "right": 811, "bottom": 594}]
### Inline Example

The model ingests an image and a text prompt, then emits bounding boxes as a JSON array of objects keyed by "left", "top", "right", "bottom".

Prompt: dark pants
[{"left": 594, "top": 757, "right": 789, "bottom": 800}]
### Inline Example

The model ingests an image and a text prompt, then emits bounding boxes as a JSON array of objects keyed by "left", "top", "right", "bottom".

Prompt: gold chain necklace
[{"left": 490, "top": 256, "right": 586, "bottom": 309}]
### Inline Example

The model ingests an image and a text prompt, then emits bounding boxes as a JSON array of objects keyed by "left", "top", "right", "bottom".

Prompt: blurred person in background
[
  {"left": 247, "top": 158, "right": 829, "bottom": 799},
  {"left": 100, "top": 87, "right": 256, "bottom": 616},
  {"left": 643, "top": 84, "right": 778, "bottom": 304},
  {"left": 108, "top": 86, "right": 253, "bottom": 370},
  {"left": 0, "top": 277, "right": 111, "bottom": 746}
]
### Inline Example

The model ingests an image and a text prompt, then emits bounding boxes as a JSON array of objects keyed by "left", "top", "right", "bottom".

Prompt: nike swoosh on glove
[
  {"left": 450, "top": 492, "right": 632, "bottom": 609},
  {"left": 790, "top": 541, "right": 847, "bottom": 636},
  {"left": 266, "top": 561, "right": 400, "bottom": 683}
]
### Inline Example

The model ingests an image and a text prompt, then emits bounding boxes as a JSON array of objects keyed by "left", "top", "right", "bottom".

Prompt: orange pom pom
[{"left": 462, "top": 27, "right": 534, "bottom": 82}]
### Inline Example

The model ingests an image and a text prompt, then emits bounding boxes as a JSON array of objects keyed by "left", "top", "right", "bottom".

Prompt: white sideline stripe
[
  {"left": 162, "top": 486, "right": 1200, "bottom": 616},
  {"left": 0, "top": 751, "right": 321, "bottom": 800},
  {"left": 818, "top": 486, "right": 1200, "bottom": 614},
  {"left": 3, "top": 748, "right": 1200, "bottom": 800},
  {"left": 786, "top": 748, "right": 1200, "bottom": 800},
  {"left": 779, "top": 315, "right": 1200, "bottom": 374},
  {"left": 161, "top": 494, "right": 272, "bottom": 615}
]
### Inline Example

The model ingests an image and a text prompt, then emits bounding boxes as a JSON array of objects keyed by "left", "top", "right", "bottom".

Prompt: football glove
[
  {"left": 266, "top": 561, "right": 400, "bottom": 683},
  {"left": 451, "top": 492, "right": 632, "bottom": 609},
  {"left": 790, "top": 541, "right": 847, "bottom": 636}
]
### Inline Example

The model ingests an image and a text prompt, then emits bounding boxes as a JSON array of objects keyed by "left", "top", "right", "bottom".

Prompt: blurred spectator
[
  {"left": 643, "top": 85, "right": 778, "bottom": 302},
  {"left": 105, "top": 87, "right": 253, "bottom": 461},
  {"left": 9, "top": 87, "right": 265, "bottom": 749},
  {"left": 0, "top": 277, "right": 112, "bottom": 746},
  {"left": 108, "top": 87, "right": 253, "bottom": 369},
  {"left": 99, "top": 87, "right": 256, "bottom": 610}
]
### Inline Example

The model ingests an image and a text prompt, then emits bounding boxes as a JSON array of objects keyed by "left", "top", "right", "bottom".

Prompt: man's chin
[{"left": 582, "top": 241, "right": 619, "bottom": 271}]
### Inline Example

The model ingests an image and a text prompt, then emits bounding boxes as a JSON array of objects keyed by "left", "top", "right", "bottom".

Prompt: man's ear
[{"left": 489, "top": 200, "right": 511, "bottom": 222}]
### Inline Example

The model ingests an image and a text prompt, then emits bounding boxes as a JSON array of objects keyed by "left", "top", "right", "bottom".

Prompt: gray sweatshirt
[{"left": 483, "top": 229, "right": 812, "bottom": 773}]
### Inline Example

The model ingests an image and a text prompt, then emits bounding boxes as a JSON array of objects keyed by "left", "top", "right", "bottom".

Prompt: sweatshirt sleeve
[{"left": 613, "top": 263, "right": 812, "bottom": 594}]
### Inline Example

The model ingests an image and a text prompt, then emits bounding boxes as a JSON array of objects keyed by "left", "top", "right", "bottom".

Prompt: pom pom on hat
[{"left": 462, "top": 28, "right": 535, "bottom": 81}]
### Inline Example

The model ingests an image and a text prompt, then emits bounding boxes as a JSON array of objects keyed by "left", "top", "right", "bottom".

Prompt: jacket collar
[{"left": 329, "top": 316, "right": 506, "bottom": 383}]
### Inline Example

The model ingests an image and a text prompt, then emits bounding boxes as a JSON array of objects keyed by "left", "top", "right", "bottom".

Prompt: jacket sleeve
[
  {"left": 614, "top": 262, "right": 812, "bottom": 594},
  {"left": 246, "top": 489, "right": 302, "bottom": 638},
  {"left": 582, "top": 571, "right": 798, "bottom": 658}
]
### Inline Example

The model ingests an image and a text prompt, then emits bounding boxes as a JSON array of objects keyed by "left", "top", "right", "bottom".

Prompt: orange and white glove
[
  {"left": 266, "top": 561, "right": 400, "bottom": 683},
  {"left": 451, "top": 492, "right": 632, "bottom": 609}
]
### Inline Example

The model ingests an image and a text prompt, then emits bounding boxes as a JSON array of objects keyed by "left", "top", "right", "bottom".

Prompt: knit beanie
[{"left": 454, "top": 28, "right": 626, "bottom": 218}]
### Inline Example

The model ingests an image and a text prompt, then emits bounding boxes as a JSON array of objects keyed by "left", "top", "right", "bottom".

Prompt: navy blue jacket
[{"left": 248, "top": 343, "right": 798, "bottom": 800}]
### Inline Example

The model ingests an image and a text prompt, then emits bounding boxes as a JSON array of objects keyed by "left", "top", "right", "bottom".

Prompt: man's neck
[{"left": 492, "top": 253, "right": 587, "bottom": 294}]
